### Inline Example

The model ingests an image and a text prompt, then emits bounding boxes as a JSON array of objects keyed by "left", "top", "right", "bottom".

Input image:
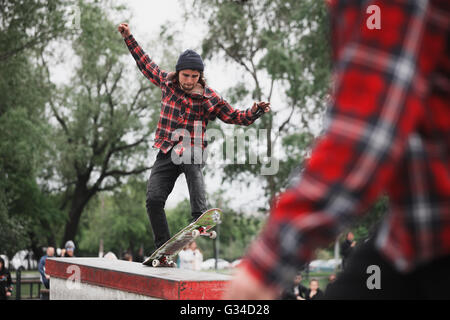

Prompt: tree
[
  {"left": 0, "top": 0, "right": 71, "bottom": 62},
  {"left": 193, "top": 190, "right": 265, "bottom": 261},
  {"left": 0, "top": 0, "right": 72, "bottom": 257},
  {"left": 78, "top": 178, "right": 152, "bottom": 257},
  {"left": 42, "top": 1, "right": 162, "bottom": 245},
  {"left": 186, "top": 0, "right": 331, "bottom": 204}
]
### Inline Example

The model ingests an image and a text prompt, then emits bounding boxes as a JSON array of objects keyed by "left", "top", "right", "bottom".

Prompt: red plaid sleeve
[
  {"left": 124, "top": 35, "right": 168, "bottom": 87},
  {"left": 205, "top": 88, "right": 260, "bottom": 126},
  {"left": 241, "top": 0, "right": 448, "bottom": 291}
]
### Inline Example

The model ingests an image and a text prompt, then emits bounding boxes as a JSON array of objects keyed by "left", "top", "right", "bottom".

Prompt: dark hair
[{"left": 173, "top": 70, "right": 207, "bottom": 88}]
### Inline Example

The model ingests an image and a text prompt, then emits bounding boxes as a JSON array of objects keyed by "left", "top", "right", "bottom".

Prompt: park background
[{"left": 1, "top": 0, "right": 388, "bottom": 287}]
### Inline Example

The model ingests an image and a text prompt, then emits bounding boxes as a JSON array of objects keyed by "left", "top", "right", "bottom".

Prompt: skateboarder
[{"left": 118, "top": 23, "right": 271, "bottom": 252}]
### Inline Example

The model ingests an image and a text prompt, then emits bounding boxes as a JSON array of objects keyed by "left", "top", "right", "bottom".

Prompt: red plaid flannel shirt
[
  {"left": 242, "top": 0, "right": 450, "bottom": 291},
  {"left": 125, "top": 35, "right": 261, "bottom": 155}
]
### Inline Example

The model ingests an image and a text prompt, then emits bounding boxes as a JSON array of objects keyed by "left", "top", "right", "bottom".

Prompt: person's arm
[
  {"left": 205, "top": 88, "right": 270, "bottom": 126},
  {"left": 340, "top": 240, "right": 352, "bottom": 257},
  {"left": 118, "top": 23, "right": 168, "bottom": 87},
  {"left": 224, "top": 0, "right": 433, "bottom": 299},
  {"left": 38, "top": 256, "right": 46, "bottom": 278},
  {"left": 280, "top": 287, "right": 297, "bottom": 300},
  {"left": 6, "top": 272, "right": 13, "bottom": 296},
  {"left": 316, "top": 289, "right": 324, "bottom": 299}
]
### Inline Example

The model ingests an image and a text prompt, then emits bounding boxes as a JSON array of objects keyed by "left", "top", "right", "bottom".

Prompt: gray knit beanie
[{"left": 176, "top": 49, "right": 204, "bottom": 72}]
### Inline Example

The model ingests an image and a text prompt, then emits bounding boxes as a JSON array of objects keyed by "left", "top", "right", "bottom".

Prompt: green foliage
[
  {"left": 214, "top": 208, "right": 264, "bottom": 261},
  {"left": 352, "top": 196, "right": 389, "bottom": 242},
  {"left": 259, "top": 0, "right": 332, "bottom": 104},
  {"left": 78, "top": 178, "right": 152, "bottom": 257},
  {"left": 0, "top": 0, "right": 70, "bottom": 62},
  {"left": 0, "top": 0, "right": 70, "bottom": 256},
  {"left": 274, "top": 132, "right": 315, "bottom": 191},
  {"left": 187, "top": 0, "right": 331, "bottom": 201},
  {"left": 194, "top": 190, "right": 265, "bottom": 261},
  {"left": 0, "top": 0, "right": 163, "bottom": 254},
  {"left": 42, "top": 1, "right": 165, "bottom": 244},
  {"left": 166, "top": 199, "right": 193, "bottom": 239},
  {"left": 0, "top": 0, "right": 388, "bottom": 264}
]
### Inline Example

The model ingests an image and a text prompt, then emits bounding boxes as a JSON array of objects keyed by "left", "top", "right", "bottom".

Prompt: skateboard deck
[{"left": 143, "top": 208, "right": 222, "bottom": 267}]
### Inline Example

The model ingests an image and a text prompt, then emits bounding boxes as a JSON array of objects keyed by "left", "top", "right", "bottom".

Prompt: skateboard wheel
[
  {"left": 192, "top": 229, "right": 201, "bottom": 238},
  {"left": 152, "top": 259, "right": 160, "bottom": 267},
  {"left": 209, "top": 231, "right": 217, "bottom": 239}
]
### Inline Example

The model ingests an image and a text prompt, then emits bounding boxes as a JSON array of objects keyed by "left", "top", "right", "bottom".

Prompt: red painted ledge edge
[{"left": 46, "top": 258, "right": 229, "bottom": 300}]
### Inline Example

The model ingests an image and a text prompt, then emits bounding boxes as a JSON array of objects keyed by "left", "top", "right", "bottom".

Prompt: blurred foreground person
[{"left": 224, "top": 0, "right": 449, "bottom": 299}]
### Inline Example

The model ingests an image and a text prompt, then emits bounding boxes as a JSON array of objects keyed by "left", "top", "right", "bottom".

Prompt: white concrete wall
[{"left": 50, "top": 277, "right": 160, "bottom": 300}]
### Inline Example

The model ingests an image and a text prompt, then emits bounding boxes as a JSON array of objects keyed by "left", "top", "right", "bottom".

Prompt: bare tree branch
[
  {"left": 103, "top": 166, "right": 152, "bottom": 178},
  {"left": 40, "top": 51, "right": 70, "bottom": 136}
]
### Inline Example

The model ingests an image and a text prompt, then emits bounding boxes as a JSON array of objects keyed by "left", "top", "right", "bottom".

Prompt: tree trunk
[
  {"left": 262, "top": 109, "right": 277, "bottom": 202},
  {"left": 62, "top": 179, "right": 95, "bottom": 247}
]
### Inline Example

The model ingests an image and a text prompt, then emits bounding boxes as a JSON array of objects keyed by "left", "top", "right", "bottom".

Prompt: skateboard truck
[
  {"left": 151, "top": 255, "right": 177, "bottom": 268},
  {"left": 192, "top": 227, "right": 217, "bottom": 240}
]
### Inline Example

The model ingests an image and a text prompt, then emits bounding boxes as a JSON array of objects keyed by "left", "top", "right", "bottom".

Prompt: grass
[{"left": 9, "top": 271, "right": 46, "bottom": 300}]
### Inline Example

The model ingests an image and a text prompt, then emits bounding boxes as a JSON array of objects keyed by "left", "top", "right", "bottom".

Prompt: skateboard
[{"left": 143, "top": 208, "right": 222, "bottom": 267}]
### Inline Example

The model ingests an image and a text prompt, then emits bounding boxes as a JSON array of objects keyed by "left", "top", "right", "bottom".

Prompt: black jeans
[
  {"left": 146, "top": 150, "right": 207, "bottom": 249},
  {"left": 324, "top": 237, "right": 450, "bottom": 299}
]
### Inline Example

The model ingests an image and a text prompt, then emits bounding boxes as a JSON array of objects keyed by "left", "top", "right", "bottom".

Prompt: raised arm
[
  {"left": 205, "top": 88, "right": 270, "bottom": 126},
  {"left": 118, "top": 23, "right": 168, "bottom": 87}
]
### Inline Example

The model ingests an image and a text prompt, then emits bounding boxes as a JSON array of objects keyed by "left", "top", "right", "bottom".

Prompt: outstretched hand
[
  {"left": 118, "top": 23, "right": 131, "bottom": 38},
  {"left": 222, "top": 266, "right": 279, "bottom": 300},
  {"left": 252, "top": 101, "right": 271, "bottom": 115}
]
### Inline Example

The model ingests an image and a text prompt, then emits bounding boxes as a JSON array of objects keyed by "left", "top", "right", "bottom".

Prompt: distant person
[
  {"left": 178, "top": 241, "right": 203, "bottom": 270},
  {"left": 325, "top": 274, "right": 337, "bottom": 294},
  {"left": 304, "top": 279, "right": 324, "bottom": 300},
  {"left": 281, "top": 273, "right": 308, "bottom": 300},
  {"left": 189, "top": 241, "right": 203, "bottom": 271},
  {"left": 340, "top": 232, "right": 356, "bottom": 270},
  {"left": 134, "top": 245, "right": 145, "bottom": 263},
  {"left": 0, "top": 257, "right": 12, "bottom": 300},
  {"left": 122, "top": 252, "right": 133, "bottom": 262},
  {"left": 178, "top": 244, "right": 193, "bottom": 269},
  {"left": 61, "top": 240, "right": 76, "bottom": 257},
  {"left": 104, "top": 252, "right": 118, "bottom": 260},
  {"left": 38, "top": 247, "right": 55, "bottom": 289}
]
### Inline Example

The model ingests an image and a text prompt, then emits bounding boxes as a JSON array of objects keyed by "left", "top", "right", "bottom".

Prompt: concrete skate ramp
[{"left": 46, "top": 257, "right": 231, "bottom": 300}]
